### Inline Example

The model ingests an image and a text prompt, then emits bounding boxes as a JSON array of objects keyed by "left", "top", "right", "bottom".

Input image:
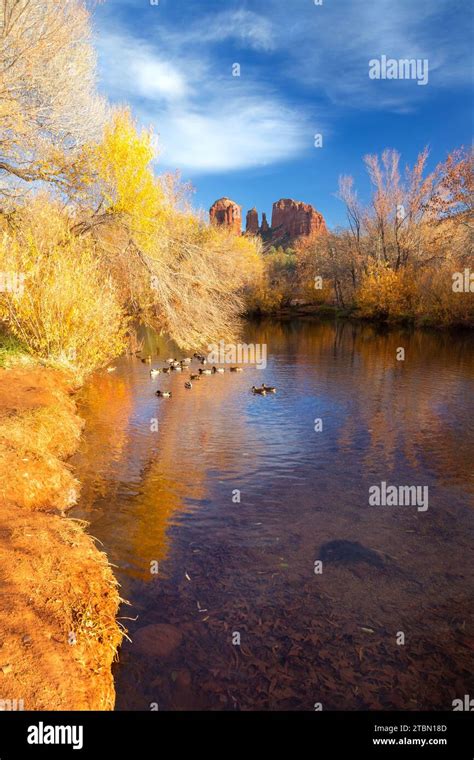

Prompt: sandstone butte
[
  {"left": 209, "top": 197, "right": 242, "bottom": 236},
  {"left": 210, "top": 197, "right": 326, "bottom": 243}
]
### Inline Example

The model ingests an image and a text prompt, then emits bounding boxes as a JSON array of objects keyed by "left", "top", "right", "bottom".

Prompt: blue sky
[{"left": 93, "top": 0, "right": 472, "bottom": 228}]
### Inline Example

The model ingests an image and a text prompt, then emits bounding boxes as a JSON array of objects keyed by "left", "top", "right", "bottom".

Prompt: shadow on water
[{"left": 71, "top": 319, "right": 474, "bottom": 710}]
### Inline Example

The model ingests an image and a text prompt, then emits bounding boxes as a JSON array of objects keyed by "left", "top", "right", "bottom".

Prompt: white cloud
[
  {"left": 197, "top": 9, "right": 275, "bottom": 52},
  {"left": 97, "top": 35, "right": 190, "bottom": 103},
  {"left": 154, "top": 8, "right": 275, "bottom": 53},
  {"left": 146, "top": 100, "right": 307, "bottom": 172},
  {"left": 97, "top": 32, "right": 311, "bottom": 173},
  {"left": 132, "top": 58, "right": 188, "bottom": 101}
]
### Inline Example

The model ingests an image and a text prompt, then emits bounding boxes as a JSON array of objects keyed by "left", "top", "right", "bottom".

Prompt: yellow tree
[
  {"left": 73, "top": 109, "right": 264, "bottom": 348},
  {"left": 0, "top": 0, "right": 106, "bottom": 198}
]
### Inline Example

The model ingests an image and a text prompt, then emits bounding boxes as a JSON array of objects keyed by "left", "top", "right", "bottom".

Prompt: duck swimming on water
[
  {"left": 156, "top": 390, "right": 172, "bottom": 398},
  {"left": 252, "top": 386, "right": 267, "bottom": 395}
]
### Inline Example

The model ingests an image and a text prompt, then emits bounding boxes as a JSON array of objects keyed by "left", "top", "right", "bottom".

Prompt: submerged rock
[
  {"left": 319, "top": 540, "right": 386, "bottom": 569},
  {"left": 132, "top": 624, "right": 183, "bottom": 659}
]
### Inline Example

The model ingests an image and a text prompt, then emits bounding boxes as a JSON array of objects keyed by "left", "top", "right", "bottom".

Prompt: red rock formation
[
  {"left": 260, "top": 212, "right": 270, "bottom": 234},
  {"left": 271, "top": 198, "right": 326, "bottom": 242},
  {"left": 211, "top": 197, "right": 326, "bottom": 243},
  {"left": 246, "top": 207, "right": 259, "bottom": 234},
  {"left": 209, "top": 197, "right": 242, "bottom": 235}
]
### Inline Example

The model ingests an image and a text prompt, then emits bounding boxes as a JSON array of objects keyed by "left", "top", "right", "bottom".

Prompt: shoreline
[
  {"left": 247, "top": 303, "right": 474, "bottom": 329},
  {"left": 0, "top": 364, "right": 122, "bottom": 710}
]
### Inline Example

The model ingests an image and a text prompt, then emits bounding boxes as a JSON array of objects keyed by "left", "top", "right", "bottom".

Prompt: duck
[
  {"left": 200, "top": 358, "right": 207, "bottom": 365},
  {"left": 156, "top": 390, "right": 172, "bottom": 398},
  {"left": 166, "top": 358, "right": 175, "bottom": 364},
  {"left": 230, "top": 367, "right": 243, "bottom": 373},
  {"left": 199, "top": 368, "right": 212, "bottom": 375},
  {"left": 252, "top": 386, "right": 267, "bottom": 395},
  {"left": 212, "top": 366, "right": 225, "bottom": 374},
  {"left": 150, "top": 368, "right": 161, "bottom": 377},
  {"left": 107, "top": 366, "right": 117, "bottom": 373},
  {"left": 190, "top": 373, "right": 200, "bottom": 380},
  {"left": 162, "top": 367, "right": 171, "bottom": 374},
  {"left": 261, "top": 384, "right": 277, "bottom": 393},
  {"left": 171, "top": 365, "right": 182, "bottom": 372},
  {"left": 182, "top": 357, "right": 192, "bottom": 364},
  {"left": 141, "top": 355, "right": 152, "bottom": 364},
  {"left": 184, "top": 382, "right": 193, "bottom": 389}
]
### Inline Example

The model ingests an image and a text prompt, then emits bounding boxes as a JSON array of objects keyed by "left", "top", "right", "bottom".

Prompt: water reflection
[{"left": 71, "top": 320, "right": 474, "bottom": 710}]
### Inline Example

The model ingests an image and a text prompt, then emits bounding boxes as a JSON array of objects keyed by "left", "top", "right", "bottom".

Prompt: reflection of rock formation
[{"left": 209, "top": 198, "right": 242, "bottom": 235}]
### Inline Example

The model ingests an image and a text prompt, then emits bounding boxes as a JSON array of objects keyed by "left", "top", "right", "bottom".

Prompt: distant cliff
[
  {"left": 210, "top": 197, "right": 326, "bottom": 243},
  {"left": 209, "top": 198, "right": 242, "bottom": 236},
  {"left": 269, "top": 199, "right": 326, "bottom": 243}
]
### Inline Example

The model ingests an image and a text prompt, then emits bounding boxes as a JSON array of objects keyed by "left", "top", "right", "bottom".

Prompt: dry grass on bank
[{"left": 0, "top": 366, "right": 123, "bottom": 710}]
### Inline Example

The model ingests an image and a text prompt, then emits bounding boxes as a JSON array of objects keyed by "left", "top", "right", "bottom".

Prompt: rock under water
[{"left": 319, "top": 540, "right": 386, "bottom": 569}]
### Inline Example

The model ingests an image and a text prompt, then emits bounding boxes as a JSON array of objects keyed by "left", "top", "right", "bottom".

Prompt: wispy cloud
[
  {"left": 94, "top": 0, "right": 470, "bottom": 174},
  {"left": 190, "top": 9, "right": 276, "bottom": 52},
  {"left": 98, "top": 35, "right": 190, "bottom": 103},
  {"left": 96, "top": 31, "right": 311, "bottom": 173},
  {"left": 141, "top": 98, "right": 307, "bottom": 172},
  {"left": 265, "top": 0, "right": 471, "bottom": 109}
]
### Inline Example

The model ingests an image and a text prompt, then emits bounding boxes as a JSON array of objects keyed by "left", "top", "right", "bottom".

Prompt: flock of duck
[{"left": 136, "top": 353, "right": 277, "bottom": 397}]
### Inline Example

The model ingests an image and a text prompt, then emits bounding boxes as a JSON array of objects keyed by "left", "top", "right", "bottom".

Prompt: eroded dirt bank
[{"left": 0, "top": 366, "right": 122, "bottom": 710}]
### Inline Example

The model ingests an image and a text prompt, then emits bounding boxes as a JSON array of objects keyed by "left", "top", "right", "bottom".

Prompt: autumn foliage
[
  {"left": 0, "top": 2, "right": 262, "bottom": 373},
  {"left": 0, "top": 1, "right": 472, "bottom": 377},
  {"left": 292, "top": 147, "right": 473, "bottom": 326}
]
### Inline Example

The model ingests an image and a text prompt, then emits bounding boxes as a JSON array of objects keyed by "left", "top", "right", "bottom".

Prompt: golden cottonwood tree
[
  {"left": 0, "top": 0, "right": 106, "bottom": 198},
  {"left": 0, "top": 3, "right": 264, "bottom": 362},
  {"left": 72, "top": 110, "right": 264, "bottom": 349}
]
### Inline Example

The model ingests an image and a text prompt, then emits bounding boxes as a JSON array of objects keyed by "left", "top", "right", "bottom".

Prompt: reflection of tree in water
[
  {"left": 73, "top": 342, "right": 264, "bottom": 581},
  {"left": 73, "top": 370, "right": 135, "bottom": 502},
  {"left": 336, "top": 326, "right": 474, "bottom": 487},
  {"left": 245, "top": 318, "right": 473, "bottom": 488}
]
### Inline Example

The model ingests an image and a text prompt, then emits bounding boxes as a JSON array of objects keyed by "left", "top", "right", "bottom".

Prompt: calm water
[{"left": 71, "top": 319, "right": 474, "bottom": 711}]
